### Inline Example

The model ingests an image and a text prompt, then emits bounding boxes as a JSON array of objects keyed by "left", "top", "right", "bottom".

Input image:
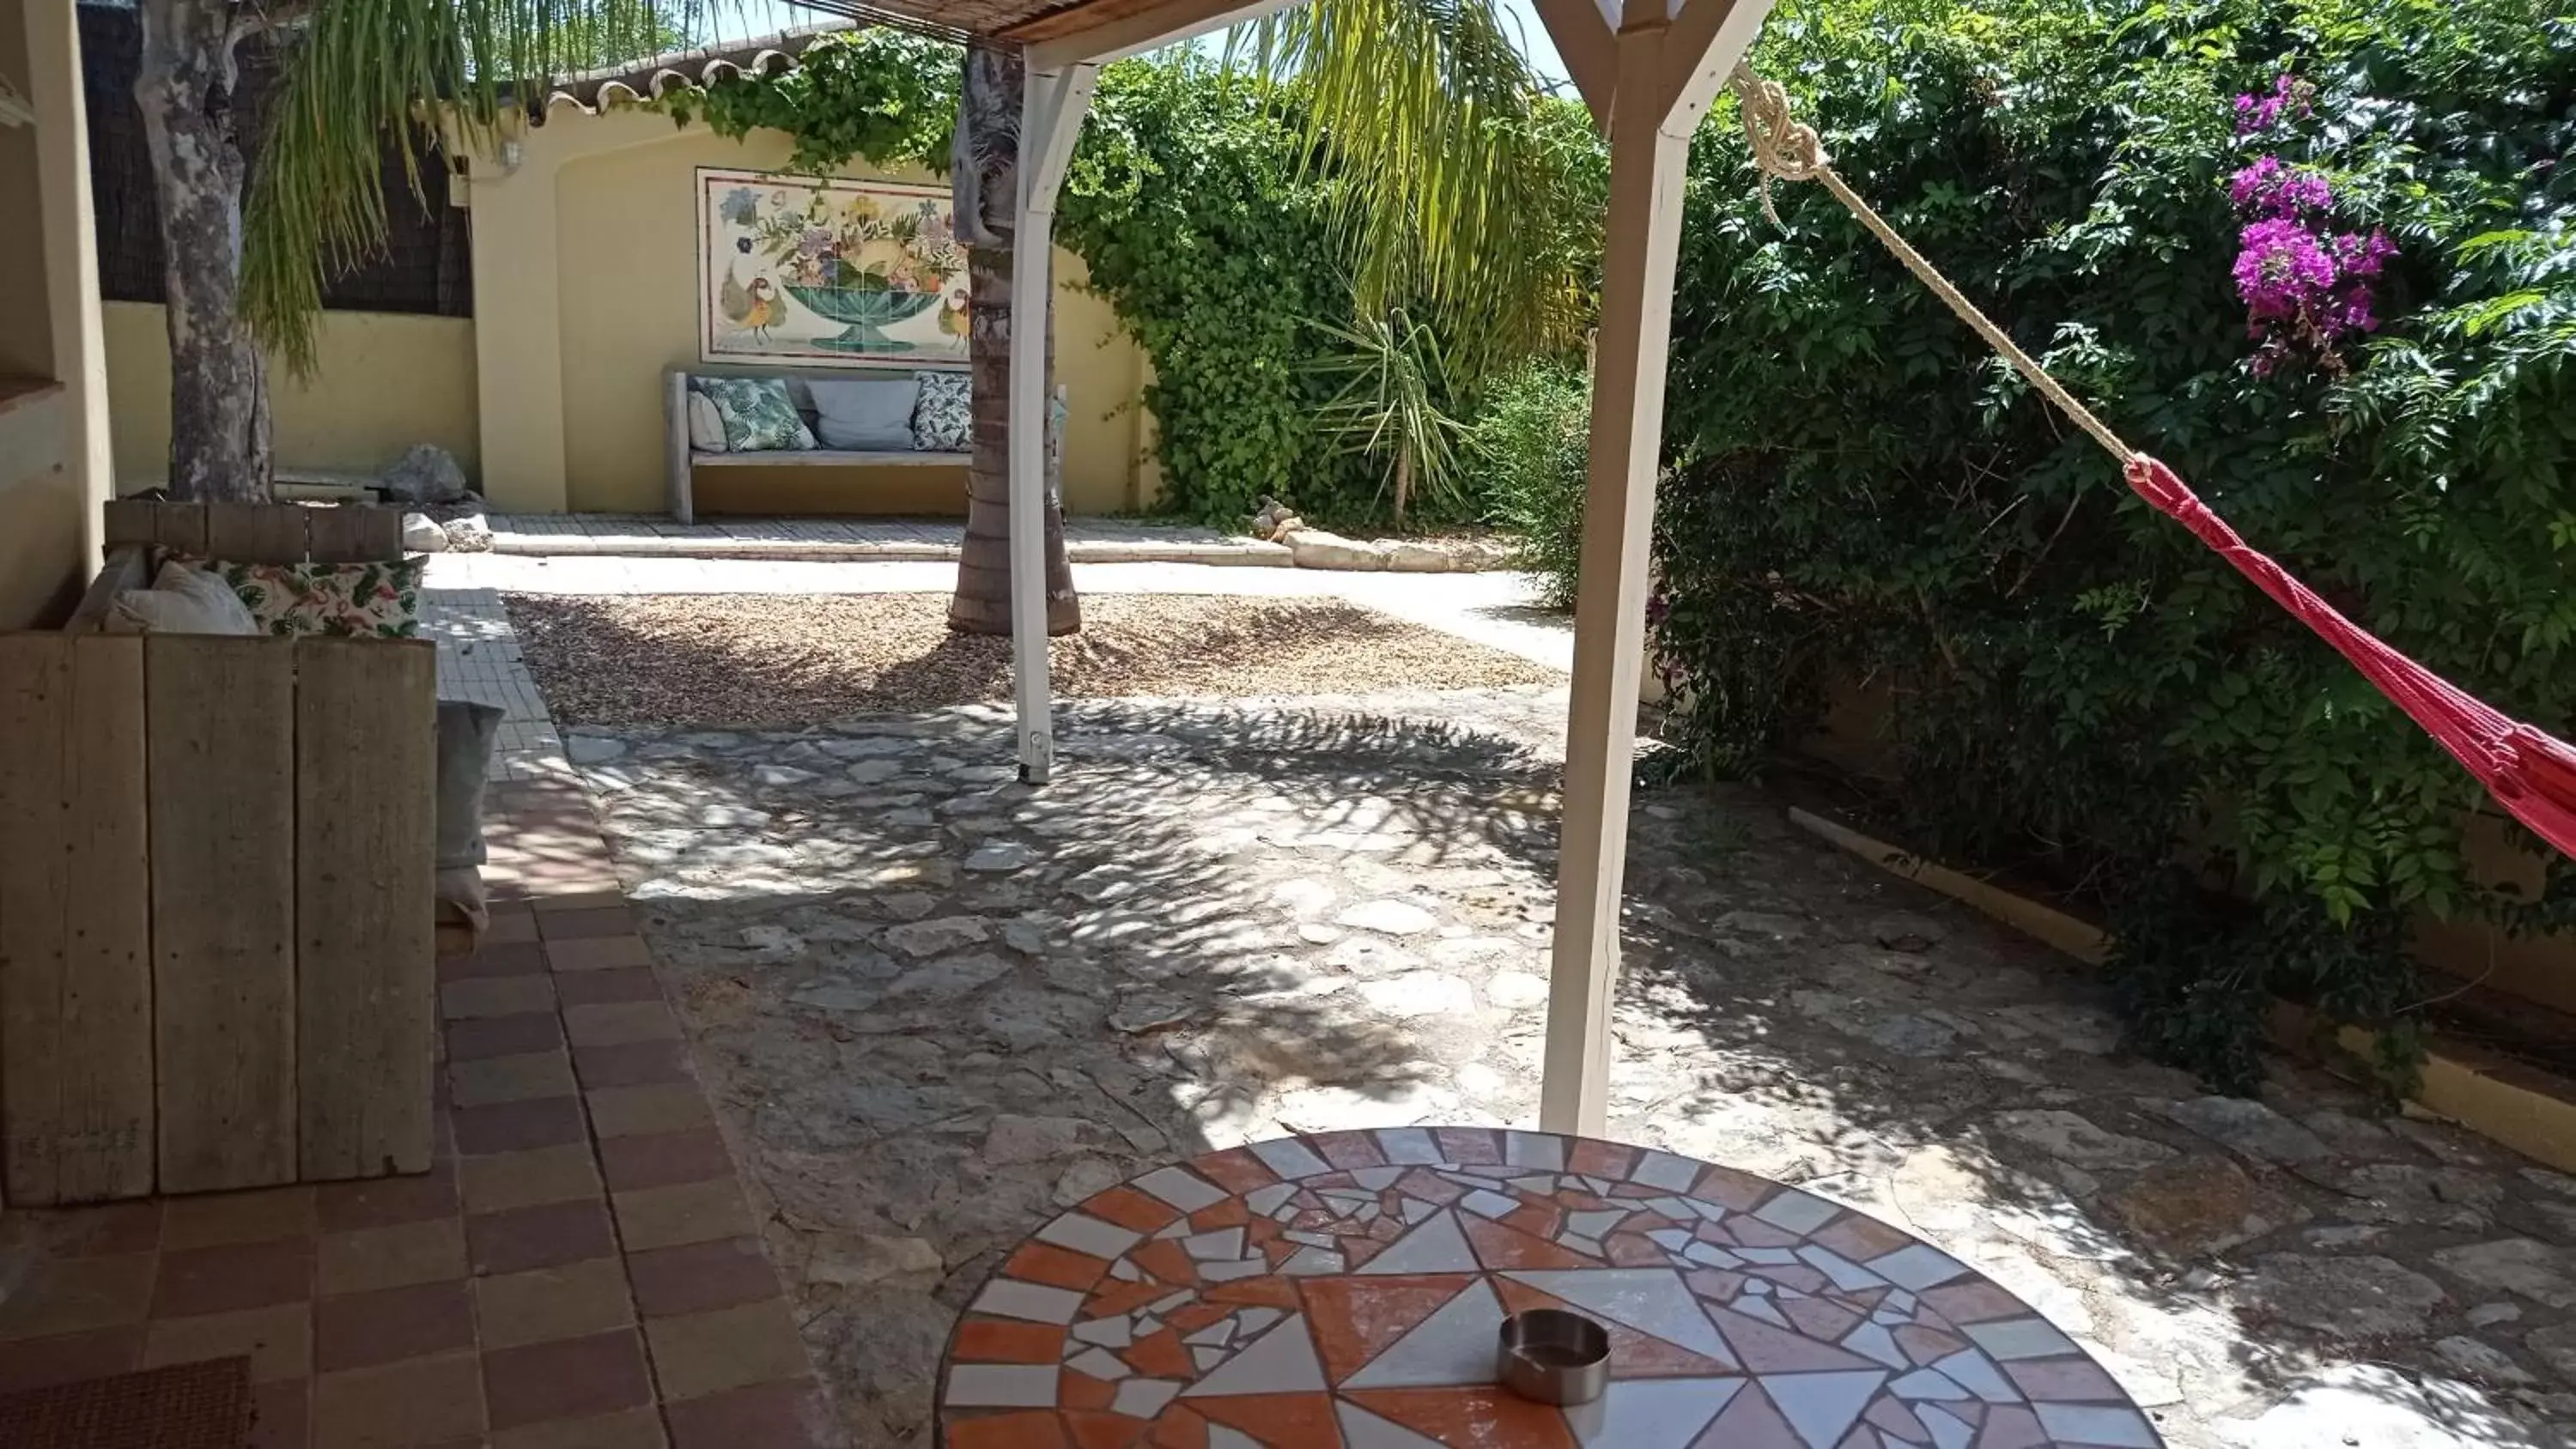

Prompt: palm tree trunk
[
  {"left": 948, "top": 43, "right": 1078, "bottom": 637},
  {"left": 137, "top": 0, "right": 272, "bottom": 502}
]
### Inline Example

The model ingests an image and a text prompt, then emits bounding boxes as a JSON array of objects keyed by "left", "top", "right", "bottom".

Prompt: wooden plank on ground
[
  {"left": 205, "top": 503, "right": 310, "bottom": 564},
  {"left": 0, "top": 637, "right": 155, "bottom": 1204},
  {"left": 306, "top": 506, "right": 402, "bottom": 564},
  {"left": 148, "top": 635, "right": 298, "bottom": 1193},
  {"left": 295, "top": 639, "right": 437, "bottom": 1179}
]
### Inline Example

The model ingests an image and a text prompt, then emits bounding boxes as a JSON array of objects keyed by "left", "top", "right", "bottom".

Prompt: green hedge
[{"left": 1650, "top": 0, "right": 2576, "bottom": 1088}]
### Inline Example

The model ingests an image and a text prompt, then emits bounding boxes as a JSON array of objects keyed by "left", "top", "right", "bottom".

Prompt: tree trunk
[
  {"left": 948, "top": 44, "right": 1078, "bottom": 637},
  {"left": 136, "top": 0, "right": 271, "bottom": 502}
]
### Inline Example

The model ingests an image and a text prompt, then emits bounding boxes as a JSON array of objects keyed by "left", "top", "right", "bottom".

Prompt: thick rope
[
  {"left": 1730, "top": 64, "right": 2136, "bottom": 464},
  {"left": 1725, "top": 63, "right": 2576, "bottom": 861}
]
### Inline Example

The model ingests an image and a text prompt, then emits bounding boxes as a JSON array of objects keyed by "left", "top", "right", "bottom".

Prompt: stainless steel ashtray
[{"left": 1496, "top": 1308, "right": 1610, "bottom": 1405}]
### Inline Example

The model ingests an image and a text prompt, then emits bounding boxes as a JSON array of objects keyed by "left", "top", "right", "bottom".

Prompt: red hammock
[
  {"left": 1726, "top": 68, "right": 2576, "bottom": 862},
  {"left": 2125, "top": 456, "right": 2576, "bottom": 859}
]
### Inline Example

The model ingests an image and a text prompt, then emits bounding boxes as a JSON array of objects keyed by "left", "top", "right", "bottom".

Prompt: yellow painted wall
[
  {"left": 0, "top": 0, "right": 98, "bottom": 630},
  {"left": 523, "top": 119, "right": 1150, "bottom": 516},
  {"left": 101, "top": 302, "right": 480, "bottom": 488},
  {"left": 0, "top": 389, "right": 78, "bottom": 627}
]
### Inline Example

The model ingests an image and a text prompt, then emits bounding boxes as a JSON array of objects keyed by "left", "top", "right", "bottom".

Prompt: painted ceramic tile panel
[
  {"left": 939, "top": 1130, "right": 2165, "bottom": 1448},
  {"left": 696, "top": 166, "right": 970, "bottom": 368}
]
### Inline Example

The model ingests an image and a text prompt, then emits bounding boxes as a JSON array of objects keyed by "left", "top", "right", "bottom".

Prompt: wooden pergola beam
[{"left": 1018, "top": 0, "right": 1301, "bottom": 70}]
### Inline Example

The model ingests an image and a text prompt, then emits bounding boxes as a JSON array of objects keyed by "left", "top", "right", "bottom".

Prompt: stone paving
[{"left": 564, "top": 685, "right": 2576, "bottom": 1448}]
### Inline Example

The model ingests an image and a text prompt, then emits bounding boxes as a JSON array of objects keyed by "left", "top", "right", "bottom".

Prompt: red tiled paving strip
[{"left": 0, "top": 782, "right": 836, "bottom": 1446}]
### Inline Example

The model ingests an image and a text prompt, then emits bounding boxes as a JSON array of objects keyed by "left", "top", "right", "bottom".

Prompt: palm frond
[
  {"left": 243, "top": 0, "right": 719, "bottom": 373},
  {"left": 1248, "top": 0, "right": 1592, "bottom": 379}
]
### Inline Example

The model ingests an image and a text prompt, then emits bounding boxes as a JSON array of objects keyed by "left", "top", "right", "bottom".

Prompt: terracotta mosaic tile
[
  {"left": 611, "top": 1179, "right": 755, "bottom": 1252},
  {"left": 938, "top": 1131, "right": 2160, "bottom": 1449},
  {"left": 474, "top": 1258, "right": 641, "bottom": 1351},
  {"left": 660, "top": 1379, "right": 835, "bottom": 1449},
  {"left": 469, "top": 1199, "right": 620, "bottom": 1276},
  {"left": 311, "top": 1352, "right": 488, "bottom": 1446},
  {"left": 0, "top": 1325, "right": 145, "bottom": 1393},
  {"left": 316, "top": 1167, "right": 461, "bottom": 1233},
  {"left": 316, "top": 1217, "right": 468, "bottom": 1295},
  {"left": 573, "top": 1039, "right": 694, "bottom": 1089},
  {"left": 142, "top": 1302, "right": 311, "bottom": 1383},
  {"left": 161, "top": 1185, "right": 317, "bottom": 1250},
  {"left": 483, "top": 1328, "right": 656, "bottom": 1429},
  {"left": 598, "top": 1127, "right": 734, "bottom": 1193},
  {"left": 0, "top": 1254, "right": 158, "bottom": 1340},
  {"left": 316, "top": 1280, "right": 478, "bottom": 1372},
  {"left": 448, "top": 1011, "right": 569, "bottom": 1062},
  {"left": 642, "top": 1300, "right": 812, "bottom": 1402},
  {"left": 624, "top": 1238, "right": 781, "bottom": 1319},
  {"left": 543, "top": 934, "right": 656, "bottom": 973}
]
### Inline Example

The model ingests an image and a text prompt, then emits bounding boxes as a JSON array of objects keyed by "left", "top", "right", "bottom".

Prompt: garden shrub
[
  {"left": 1471, "top": 361, "right": 1592, "bottom": 607},
  {"left": 1655, "top": 0, "right": 2576, "bottom": 1089}
]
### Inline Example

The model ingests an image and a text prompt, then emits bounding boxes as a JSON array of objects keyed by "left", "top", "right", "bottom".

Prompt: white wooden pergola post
[
  {"left": 1007, "top": 60, "right": 1099, "bottom": 785},
  {"left": 1010, "top": 1, "right": 1298, "bottom": 784},
  {"left": 1532, "top": 0, "right": 1773, "bottom": 1136}
]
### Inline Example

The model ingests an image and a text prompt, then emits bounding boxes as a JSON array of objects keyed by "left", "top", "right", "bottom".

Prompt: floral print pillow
[
  {"left": 696, "top": 377, "right": 818, "bottom": 452},
  {"left": 912, "top": 370, "right": 972, "bottom": 452},
  {"left": 193, "top": 556, "right": 426, "bottom": 638}
]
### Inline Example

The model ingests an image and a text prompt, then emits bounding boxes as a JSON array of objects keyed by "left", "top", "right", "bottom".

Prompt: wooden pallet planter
[{"left": 0, "top": 503, "right": 434, "bottom": 1205}]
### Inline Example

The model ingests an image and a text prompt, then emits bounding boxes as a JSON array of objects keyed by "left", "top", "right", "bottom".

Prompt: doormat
[{"left": 0, "top": 1356, "right": 250, "bottom": 1449}]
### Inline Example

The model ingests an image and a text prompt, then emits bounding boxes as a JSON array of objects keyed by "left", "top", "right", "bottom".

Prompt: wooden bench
[
  {"left": 0, "top": 501, "right": 435, "bottom": 1205},
  {"left": 666, "top": 365, "right": 971, "bottom": 524}
]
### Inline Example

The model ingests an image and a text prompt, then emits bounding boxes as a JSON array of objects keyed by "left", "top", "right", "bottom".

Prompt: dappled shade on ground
[{"left": 507, "top": 592, "right": 1558, "bottom": 728}]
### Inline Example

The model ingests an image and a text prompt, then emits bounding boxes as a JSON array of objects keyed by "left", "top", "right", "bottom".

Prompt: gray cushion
[{"left": 808, "top": 377, "right": 922, "bottom": 452}]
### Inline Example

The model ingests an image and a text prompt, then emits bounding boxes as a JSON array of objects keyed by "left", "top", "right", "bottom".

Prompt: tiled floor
[
  {"left": 939, "top": 1130, "right": 2158, "bottom": 1449},
  {"left": 0, "top": 783, "right": 835, "bottom": 1448}
]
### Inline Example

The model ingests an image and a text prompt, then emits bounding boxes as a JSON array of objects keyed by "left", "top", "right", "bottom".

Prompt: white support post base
[
  {"left": 1007, "top": 62, "right": 1098, "bottom": 785},
  {"left": 1534, "top": 0, "right": 1772, "bottom": 1137}
]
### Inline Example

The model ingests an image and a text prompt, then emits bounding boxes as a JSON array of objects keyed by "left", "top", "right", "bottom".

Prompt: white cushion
[
  {"left": 808, "top": 377, "right": 922, "bottom": 452},
  {"left": 686, "top": 391, "right": 729, "bottom": 453},
  {"left": 111, "top": 560, "right": 263, "bottom": 635}
]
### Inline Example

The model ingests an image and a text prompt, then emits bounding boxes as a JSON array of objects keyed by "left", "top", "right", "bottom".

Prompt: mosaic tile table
[{"left": 939, "top": 1128, "right": 2162, "bottom": 1448}]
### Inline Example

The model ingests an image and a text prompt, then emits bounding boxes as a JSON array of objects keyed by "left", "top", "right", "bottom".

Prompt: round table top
[{"left": 939, "top": 1127, "right": 2160, "bottom": 1449}]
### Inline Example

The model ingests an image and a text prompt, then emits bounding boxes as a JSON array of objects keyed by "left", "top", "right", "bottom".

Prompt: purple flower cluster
[
  {"left": 2233, "top": 73, "right": 2312, "bottom": 135},
  {"left": 2226, "top": 77, "right": 2392, "bottom": 376}
]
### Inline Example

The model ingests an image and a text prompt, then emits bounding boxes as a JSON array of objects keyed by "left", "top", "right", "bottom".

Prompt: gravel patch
[{"left": 507, "top": 591, "right": 1559, "bottom": 728}]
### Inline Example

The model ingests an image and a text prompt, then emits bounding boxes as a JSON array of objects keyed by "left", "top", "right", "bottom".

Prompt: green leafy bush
[
  {"left": 1655, "top": 0, "right": 2576, "bottom": 1088},
  {"left": 1471, "top": 361, "right": 1592, "bottom": 607}
]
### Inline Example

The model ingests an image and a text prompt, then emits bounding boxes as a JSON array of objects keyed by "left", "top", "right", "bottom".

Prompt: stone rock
[
  {"left": 963, "top": 841, "right": 1036, "bottom": 874},
  {"left": 2433, "top": 1336, "right": 2533, "bottom": 1385},
  {"left": 380, "top": 443, "right": 470, "bottom": 505},
  {"left": 1454, "top": 1063, "right": 1507, "bottom": 1100},
  {"left": 982, "top": 1114, "right": 1095, "bottom": 1167},
  {"left": 1991, "top": 1001, "right": 2122, "bottom": 1056},
  {"left": 805, "top": 1234, "right": 944, "bottom": 1288},
  {"left": 2433, "top": 1239, "right": 2576, "bottom": 1309},
  {"left": 2216, "top": 1364, "right": 2549, "bottom": 1449},
  {"left": 1355, "top": 972, "right": 1475, "bottom": 1020},
  {"left": 1054, "top": 1156, "right": 1127, "bottom": 1207},
  {"left": 2344, "top": 1161, "right": 2500, "bottom": 1229},
  {"left": 788, "top": 982, "right": 880, "bottom": 1013},
  {"left": 442, "top": 513, "right": 494, "bottom": 551},
  {"left": 1862, "top": 1014, "right": 1959, "bottom": 1058},
  {"left": 881, "top": 953, "right": 1011, "bottom": 1000},
  {"left": 1484, "top": 971, "right": 1548, "bottom": 1010},
  {"left": 1337, "top": 900, "right": 1440, "bottom": 937},
  {"left": 400, "top": 512, "right": 447, "bottom": 553},
  {"left": 1384, "top": 541, "right": 1455, "bottom": 573},
  {"left": 2105, "top": 1155, "right": 2307, "bottom": 1256},
  {"left": 568, "top": 735, "right": 628, "bottom": 765},
  {"left": 1109, "top": 994, "right": 1190, "bottom": 1034},
  {"left": 2167, "top": 1095, "right": 2333, "bottom": 1167},
  {"left": 1322, "top": 937, "right": 1422, "bottom": 978},
  {"left": 1992, "top": 1110, "right": 2175, "bottom": 1171},
  {"left": 2528, "top": 1323, "right": 2576, "bottom": 1384},
  {"left": 1273, "top": 1080, "right": 1458, "bottom": 1134},
  {"left": 2239, "top": 1253, "right": 2446, "bottom": 1338},
  {"left": 2468, "top": 1301, "right": 2523, "bottom": 1329},
  {"left": 738, "top": 925, "right": 805, "bottom": 961},
  {"left": 754, "top": 765, "right": 817, "bottom": 788},
  {"left": 1285, "top": 529, "right": 1388, "bottom": 571},
  {"left": 884, "top": 916, "right": 989, "bottom": 957}
]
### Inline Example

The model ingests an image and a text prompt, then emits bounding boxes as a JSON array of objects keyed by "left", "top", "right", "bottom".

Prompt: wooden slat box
[{"left": 0, "top": 502, "right": 434, "bottom": 1204}]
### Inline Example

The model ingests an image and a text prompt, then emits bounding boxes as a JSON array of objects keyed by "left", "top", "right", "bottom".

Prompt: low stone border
[{"left": 471, "top": 517, "right": 1517, "bottom": 572}]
